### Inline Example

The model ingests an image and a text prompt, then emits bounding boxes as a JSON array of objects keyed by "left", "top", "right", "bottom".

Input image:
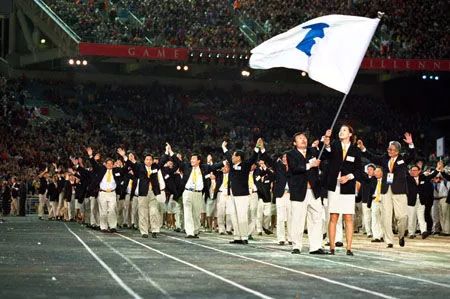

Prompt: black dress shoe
[
  {"left": 229, "top": 240, "right": 244, "bottom": 244},
  {"left": 291, "top": 249, "right": 301, "bottom": 254},
  {"left": 329, "top": 249, "right": 335, "bottom": 255},
  {"left": 387, "top": 244, "right": 393, "bottom": 248},
  {"left": 257, "top": 232, "right": 263, "bottom": 236},
  {"left": 226, "top": 231, "right": 233, "bottom": 235},
  {"left": 367, "top": 235, "right": 373, "bottom": 238},
  {"left": 174, "top": 228, "right": 181, "bottom": 233},
  {"left": 346, "top": 250, "right": 354, "bottom": 256},
  {"left": 101, "top": 229, "right": 108, "bottom": 233},
  {"left": 123, "top": 224, "right": 128, "bottom": 228},
  {"left": 151, "top": 233, "right": 157, "bottom": 238},
  {"left": 110, "top": 228, "right": 117, "bottom": 233},
  {"left": 421, "top": 231, "right": 429, "bottom": 239},
  {"left": 371, "top": 239, "right": 382, "bottom": 243},
  {"left": 310, "top": 249, "right": 327, "bottom": 255},
  {"left": 263, "top": 228, "right": 273, "bottom": 235},
  {"left": 380, "top": 237, "right": 384, "bottom": 242},
  {"left": 278, "top": 241, "right": 285, "bottom": 246},
  {"left": 142, "top": 234, "right": 149, "bottom": 238},
  {"left": 335, "top": 242, "right": 344, "bottom": 247},
  {"left": 408, "top": 235, "right": 415, "bottom": 239},
  {"left": 185, "top": 235, "right": 196, "bottom": 239},
  {"left": 194, "top": 234, "right": 199, "bottom": 238},
  {"left": 399, "top": 237, "right": 405, "bottom": 247},
  {"left": 248, "top": 235, "right": 254, "bottom": 240},
  {"left": 243, "top": 240, "right": 248, "bottom": 245},
  {"left": 288, "top": 241, "right": 293, "bottom": 245},
  {"left": 219, "top": 232, "right": 226, "bottom": 235},
  {"left": 325, "top": 242, "right": 330, "bottom": 246}
]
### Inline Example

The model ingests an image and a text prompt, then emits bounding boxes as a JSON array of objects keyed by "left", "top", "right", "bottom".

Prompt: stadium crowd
[
  {"left": 1, "top": 75, "right": 449, "bottom": 254},
  {"left": 43, "top": 0, "right": 449, "bottom": 59}
]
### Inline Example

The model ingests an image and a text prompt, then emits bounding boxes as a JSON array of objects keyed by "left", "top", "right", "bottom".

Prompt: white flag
[
  {"left": 249, "top": 15, "right": 380, "bottom": 94},
  {"left": 437, "top": 137, "right": 445, "bottom": 157}
]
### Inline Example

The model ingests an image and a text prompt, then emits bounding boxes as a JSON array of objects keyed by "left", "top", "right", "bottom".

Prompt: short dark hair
[
  {"left": 292, "top": 132, "right": 307, "bottom": 142},
  {"left": 233, "top": 150, "right": 245, "bottom": 160},
  {"left": 191, "top": 153, "right": 202, "bottom": 162},
  {"left": 144, "top": 153, "right": 154, "bottom": 159},
  {"left": 367, "top": 164, "right": 376, "bottom": 170},
  {"left": 411, "top": 165, "right": 421, "bottom": 171},
  {"left": 105, "top": 158, "right": 114, "bottom": 163}
]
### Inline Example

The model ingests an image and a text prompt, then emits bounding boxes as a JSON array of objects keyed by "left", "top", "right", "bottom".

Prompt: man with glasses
[{"left": 357, "top": 133, "right": 416, "bottom": 248}]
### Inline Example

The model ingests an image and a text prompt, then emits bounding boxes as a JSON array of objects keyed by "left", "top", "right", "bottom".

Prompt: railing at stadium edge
[{"left": 33, "top": 0, "right": 81, "bottom": 43}]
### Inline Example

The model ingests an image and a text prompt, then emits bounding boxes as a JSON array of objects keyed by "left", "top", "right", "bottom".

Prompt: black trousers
[
  {"left": 19, "top": 196, "right": 27, "bottom": 216},
  {"left": 424, "top": 201, "right": 433, "bottom": 233}
]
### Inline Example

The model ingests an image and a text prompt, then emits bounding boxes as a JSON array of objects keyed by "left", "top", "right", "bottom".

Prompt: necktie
[
  {"left": 128, "top": 179, "right": 133, "bottom": 189},
  {"left": 146, "top": 168, "right": 152, "bottom": 190},
  {"left": 375, "top": 179, "right": 381, "bottom": 202},
  {"left": 389, "top": 158, "right": 395, "bottom": 172},
  {"left": 342, "top": 145, "right": 347, "bottom": 160},
  {"left": 222, "top": 174, "right": 228, "bottom": 192},
  {"left": 248, "top": 174, "right": 254, "bottom": 190},
  {"left": 192, "top": 167, "right": 198, "bottom": 190},
  {"left": 106, "top": 170, "right": 112, "bottom": 183}
]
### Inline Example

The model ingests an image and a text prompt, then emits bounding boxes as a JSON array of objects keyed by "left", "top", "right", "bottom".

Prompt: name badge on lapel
[
  {"left": 420, "top": 181, "right": 424, "bottom": 185},
  {"left": 115, "top": 173, "right": 121, "bottom": 176},
  {"left": 397, "top": 160, "right": 404, "bottom": 165},
  {"left": 264, "top": 180, "right": 270, "bottom": 183},
  {"left": 255, "top": 175, "right": 261, "bottom": 181},
  {"left": 164, "top": 174, "right": 170, "bottom": 180},
  {"left": 387, "top": 173, "right": 394, "bottom": 184},
  {"left": 346, "top": 156, "right": 355, "bottom": 162},
  {"left": 204, "top": 174, "right": 211, "bottom": 179},
  {"left": 234, "top": 165, "right": 241, "bottom": 170},
  {"left": 151, "top": 169, "right": 158, "bottom": 174}
]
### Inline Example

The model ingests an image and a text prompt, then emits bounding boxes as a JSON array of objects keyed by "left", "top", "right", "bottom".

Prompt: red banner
[
  {"left": 361, "top": 58, "right": 450, "bottom": 71},
  {"left": 79, "top": 43, "right": 188, "bottom": 61}
]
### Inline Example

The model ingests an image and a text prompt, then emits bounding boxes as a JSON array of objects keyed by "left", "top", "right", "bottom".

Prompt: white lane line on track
[
  {"left": 207, "top": 235, "right": 450, "bottom": 289},
  {"left": 166, "top": 236, "right": 398, "bottom": 299},
  {"left": 116, "top": 233, "right": 275, "bottom": 299},
  {"left": 64, "top": 224, "right": 142, "bottom": 299},
  {"left": 90, "top": 232, "right": 173, "bottom": 298}
]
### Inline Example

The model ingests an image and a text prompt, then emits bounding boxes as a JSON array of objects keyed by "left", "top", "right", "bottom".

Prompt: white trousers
[
  {"left": 438, "top": 198, "right": 450, "bottom": 234},
  {"left": 216, "top": 192, "right": 232, "bottom": 234},
  {"left": 407, "top": 199, "right": 426, "bottom": 235},
  {"left": 371, "top": 200, "right": 383, "bottom": 239},
  {"left": 183, "top": 190, "right": 203, "bottom": 236},
  {"left": 98, "top": 191, "right": 118, "bottom": 230},
  {"left": 38, "top": 194, "right": 49, "bottom": 217},
  {"left": 49, "top": 201, "right": 58, "bottom": 218},
  {"left": 231, "top": 195, "right": 250, "bottom": 240},
  {"left": 90, "top": 196, "right": 99, "bottom": 226},
  {"left": 276, "top": 193, "right": 292, "bottom": 242},
  {"left": 290, "top": 190, "right": 323, "bottom": 252},
  {"left": 225, "top": 194, "right": 234, "bottom": 232},
  {"left": 362, "top": 203, "right": 372, "bottom": 236},
  {"left": 138, "top": 191, "right": 160, "bottom": 235},
  {"left": 256, "top": 199, "right": 271, "bottom": 233},
  {"left": 247, "top": 192, "right": 259, "bottom": 236},
  {"left": 56, "top": 193, "right": 64, "bottom": 217},
  {"left": 131, "top": 196, "right": 139, "bottom": 227},
  {"left": 381, "top": 187, "right": 408, "bottom": 244}
]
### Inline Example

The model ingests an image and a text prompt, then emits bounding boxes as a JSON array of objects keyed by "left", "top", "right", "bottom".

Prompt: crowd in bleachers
[
  {"left": 0, "top": 75, "right": 441, "bottom": 186},
  {"left": 43, "top": 0, "right": 448, "bottom": 59}
]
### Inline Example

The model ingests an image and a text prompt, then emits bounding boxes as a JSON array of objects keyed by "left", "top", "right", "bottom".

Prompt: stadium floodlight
[
  {"left": 208, "top": 54, "right": 212, "bottom": 58},
  {"left": 435, "top": 76, "right": 439, "bottom": 80},
  {"left": 245, "top": 55, "right": 249, "bottom": 59},
  {"left": 190, "top": 53, "right": 194, "bottom": 57},
  {"left": 76, "top": 60, "right": 81, "bottom": 65},
  {"left": 183, "top": 65, "right": 189, "bottom": 71},
  {"left": 82, "top": 60, "right": 88, "bottom": 66},
  {"left": 68, "top": 59, "right": 74, "bottom": 65},
  {"left": 176, "top": 65, "right": 181, "bottom": 71},
  {"left": 40, "top": 39, "right": 46, "bottom": 44},
  {"left": 429, "top": 75, "right": 433, "bottom": 79},
  {"left": 241, "top": 70, "right": 250, "bottom": 77},
  {"left": 226, "top": 54, "right": 230, "bottom": 59},
  {"left": 199, "top": 53, "right": 203, "bottom": 57},
  {"left": 216, "top": 54, "right": 220, "bottom": 58},
  {"left": 422, "top": 75, "right": 426, "bottom": 80}
]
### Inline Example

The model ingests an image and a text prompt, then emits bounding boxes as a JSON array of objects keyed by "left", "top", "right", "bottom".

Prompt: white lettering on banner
[
  {"left": 158, "top": 49, "right": 165, "bottom": 58},
  {"left": 128, "top": 47, "right": 136, "bottom": 56}
]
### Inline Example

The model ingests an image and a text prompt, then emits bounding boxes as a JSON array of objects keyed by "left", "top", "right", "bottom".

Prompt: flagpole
[
  {"left": 317, "top": 92, "right": 349, "bottom": 160},
  {"left": 317, "top": 11, "right": 384, "bottom": 160}
]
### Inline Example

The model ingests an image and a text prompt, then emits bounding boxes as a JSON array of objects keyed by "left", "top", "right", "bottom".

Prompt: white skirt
[{"left": 328, "top": 185, "right": 355, "bottom": 215}]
